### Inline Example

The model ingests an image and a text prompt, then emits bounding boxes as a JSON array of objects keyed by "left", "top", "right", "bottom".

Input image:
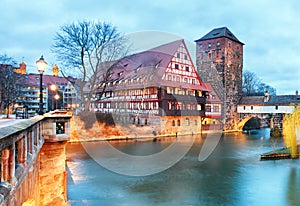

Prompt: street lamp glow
[
  {"left": 50, "top": 84, "right": 57, "bottom": 91},
  {"left": 54, "top": 94, "right": 60, "bottom": 110},
  {"left": 36, "top": 55, "right": 48, "bottom": 115},
  {"left": 54, "top": 94, "right": 60, "bottom": 100},
  {"left": 36, "top": 55, "right": 48, "bottom": 74}
]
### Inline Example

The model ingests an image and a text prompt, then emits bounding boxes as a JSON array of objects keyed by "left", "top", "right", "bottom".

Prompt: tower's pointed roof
[{"left": 195, "top": 27, "right": 244, "bottom": 44}]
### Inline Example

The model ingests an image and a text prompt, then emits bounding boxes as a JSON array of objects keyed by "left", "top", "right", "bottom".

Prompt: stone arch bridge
[{"left": 236, "top": 94, "right": 300, "bottom": 132}]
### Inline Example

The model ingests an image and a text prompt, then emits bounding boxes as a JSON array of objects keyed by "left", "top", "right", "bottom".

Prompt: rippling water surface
[{"left": 67, "top": 129, "right": 300, "bottom": 206}]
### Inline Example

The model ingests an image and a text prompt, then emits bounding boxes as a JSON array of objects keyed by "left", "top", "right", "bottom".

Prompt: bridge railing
[
  {"left": 0, "top": 110, "right": 72, "bottom": 206},
  {"left": 0, "top": 116, "right": 44, "bottom": 206}
]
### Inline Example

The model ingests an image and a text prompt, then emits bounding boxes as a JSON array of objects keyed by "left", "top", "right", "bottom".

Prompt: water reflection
[
  {"left": 67, "top": 129, "right": 300, "bottom": 205},
  {"left": 287, "top": 168, "right": 300, "bottom": 205}
]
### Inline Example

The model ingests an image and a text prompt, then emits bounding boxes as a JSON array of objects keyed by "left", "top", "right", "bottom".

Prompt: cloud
[{"left": 0, "top": 0, "right": 299, "bottom": 94}]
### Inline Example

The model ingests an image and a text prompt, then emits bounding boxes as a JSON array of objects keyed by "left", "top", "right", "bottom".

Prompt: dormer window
[
  {"left": 135, "top": 65, "right": 141, "bottom": 73},
  {"left": 118, "top": 72, "right": 123, "bottom": 77}
]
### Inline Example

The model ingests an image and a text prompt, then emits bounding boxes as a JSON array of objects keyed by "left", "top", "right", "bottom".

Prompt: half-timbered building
[{"left": 93, "top": 39, "right": 209, "bottom": 135}]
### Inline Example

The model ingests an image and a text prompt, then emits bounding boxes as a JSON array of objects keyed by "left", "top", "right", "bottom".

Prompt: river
[{"left": 66, "top": 128, "right": 300, "bottom": 206}]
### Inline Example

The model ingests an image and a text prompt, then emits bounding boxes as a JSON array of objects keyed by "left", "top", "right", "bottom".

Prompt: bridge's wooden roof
[{"left": 239, "top": 95, "right": 300, "bottom": 106}]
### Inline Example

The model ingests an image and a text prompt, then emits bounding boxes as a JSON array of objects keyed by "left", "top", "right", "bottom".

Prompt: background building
[{"left": 12, "top": 63, "right": 77, "bottom": 117}]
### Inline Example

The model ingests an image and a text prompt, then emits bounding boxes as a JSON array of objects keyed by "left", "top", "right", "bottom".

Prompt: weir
[{"left": 0, "top": 111, "right": 71, "bottom": 206}]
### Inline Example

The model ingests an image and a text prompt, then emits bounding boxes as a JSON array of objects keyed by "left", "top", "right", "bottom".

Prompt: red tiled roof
[
  {"left": 94, "top": 39, "right": 209, "bottom": 92},
  {"left": 148, "top": 39, "right": 184, "bottom": 56},
  {"left": 23, "top": 73, "right": 76, "bottom": 88}
]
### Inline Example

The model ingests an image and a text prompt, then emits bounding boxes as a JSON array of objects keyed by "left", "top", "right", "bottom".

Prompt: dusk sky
[{"left": 1, "top": 0, "right": 299, "bottom": 95}]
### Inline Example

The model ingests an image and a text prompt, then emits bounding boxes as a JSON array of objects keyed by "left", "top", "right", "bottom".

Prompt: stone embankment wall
[{"left": 70, "top": 115, "right": 201, "bottom": 142}]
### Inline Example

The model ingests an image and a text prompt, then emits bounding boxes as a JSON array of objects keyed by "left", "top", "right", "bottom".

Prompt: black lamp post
[{"left": 36, "top": 55, "right": 48, "bottom": 115}]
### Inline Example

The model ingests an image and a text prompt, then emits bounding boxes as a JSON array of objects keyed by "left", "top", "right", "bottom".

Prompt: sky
[{"left": 1, "top": 0, "right": 300, "bottom": 95}]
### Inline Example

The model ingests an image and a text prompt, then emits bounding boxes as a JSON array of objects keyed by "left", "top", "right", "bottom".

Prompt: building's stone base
[
  {"left": 159, "top": 116, "right": 202, "bottom": 135},
  {"left": 70, "top": 115, "right": 202, "bottom": 142}
]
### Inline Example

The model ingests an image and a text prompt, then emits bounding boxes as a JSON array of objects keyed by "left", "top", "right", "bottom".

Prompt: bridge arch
[
  {"left": 237, "top": 115, "right": 264, "bottom": 131},
  {"left": 237, "top": 116, "right": 253, "bottom": 131}
]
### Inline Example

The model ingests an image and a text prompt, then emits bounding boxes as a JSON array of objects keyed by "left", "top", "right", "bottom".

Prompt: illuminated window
[{"left": 186, "top": 118, "right": 190, "bottom": 126}]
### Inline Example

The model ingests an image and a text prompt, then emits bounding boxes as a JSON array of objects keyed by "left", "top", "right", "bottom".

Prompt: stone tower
[{"left": 195, "top": 27, "right": 244, "bottom": 130}]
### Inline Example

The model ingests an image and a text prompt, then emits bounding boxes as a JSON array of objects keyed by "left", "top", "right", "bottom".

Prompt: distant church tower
[
  {"left": 52, "top": 64, "right": 59, "bottom": 76},
  {"left": 13, "top": 61, "right": 27, "bottom": 74},
  {"left": 195, "top": 27, "right": 244, "bottom": 130}
]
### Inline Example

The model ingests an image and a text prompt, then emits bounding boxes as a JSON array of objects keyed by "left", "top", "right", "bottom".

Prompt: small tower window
[{"left": 175, "top": 64, "right": 179, "bottom": 69}]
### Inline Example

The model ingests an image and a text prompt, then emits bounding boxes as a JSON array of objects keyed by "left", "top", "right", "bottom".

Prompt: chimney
[
  {"left": 52, "top": 64, "right": 59, "bottom": 76},
  {"left": 263, "top": 90, "right": 270, "bottom": 102}
]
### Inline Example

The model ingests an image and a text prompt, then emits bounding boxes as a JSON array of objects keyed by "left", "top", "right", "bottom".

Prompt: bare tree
[
  {"left": 0, "top": 54, "right": 23, "bottom": 118},
  {"left": 243, "top": 70, "right": 276, "bottom": 96},
  {"left": 243, "top": 70, "right": 260, "bottom": 95},
  {"left": 52, "top": 20, "right": 129, "bottom": 111}
]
